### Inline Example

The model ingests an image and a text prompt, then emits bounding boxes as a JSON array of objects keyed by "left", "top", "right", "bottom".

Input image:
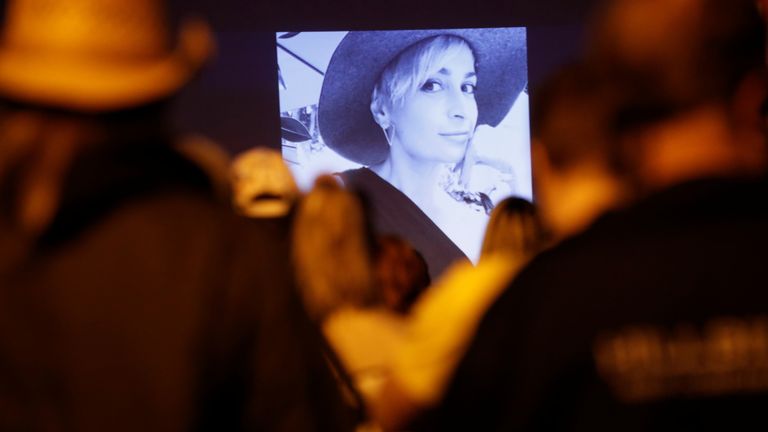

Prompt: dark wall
[
  {"left": 167, "top": 0, "right": 600, "bottom": 154},
  {"left": 170, "top": 0, "right": 596, "bottom": 29}
]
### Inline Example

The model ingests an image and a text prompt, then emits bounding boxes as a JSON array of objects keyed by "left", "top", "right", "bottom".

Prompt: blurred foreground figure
[
  {"left": 0, "top": 1, "right": 353, "bottom": 431},
  {"left": 528, "top": 62, "right": 631, "bottom": 242},
  {"left": 422, "top": 0, "right": 768, "bottom": 430},
  {"left": 293, "top": 179, "right": 546, "bottom": 430},
  {"left": 376, "top": 197, "right": 545, "bottom": 431},
  {"left": 293, "top": 176, "right": 410, "bottom": 429}
]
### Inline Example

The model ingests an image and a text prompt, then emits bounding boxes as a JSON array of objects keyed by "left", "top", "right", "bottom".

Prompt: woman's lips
[{"left": 439, "top": 132, "right": 471, "bottom": 143}]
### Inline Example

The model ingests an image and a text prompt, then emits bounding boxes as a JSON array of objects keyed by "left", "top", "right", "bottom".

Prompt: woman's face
[{"left": 387, "top": 44, "right": 478, "bottom": 165}]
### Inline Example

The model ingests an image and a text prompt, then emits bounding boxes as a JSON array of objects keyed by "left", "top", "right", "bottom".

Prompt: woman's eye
[
  {"left": 462, "top": 83, "right": 477, "bottom": 94},
  {"left": 421, "top": 80, "right": 443, "bottom": 92}
]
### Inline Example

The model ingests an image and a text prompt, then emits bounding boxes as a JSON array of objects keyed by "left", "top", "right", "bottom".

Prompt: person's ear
[
  {"left": 374, "top": 113, "right": 390, "bottom": 130},
  {"left": 371, "top": 104, "right": 392, "bottom": 130}
]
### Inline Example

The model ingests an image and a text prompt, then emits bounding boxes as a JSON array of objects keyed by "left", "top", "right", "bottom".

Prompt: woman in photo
[{"left": 318, "top": 29, "right": 528, "bottom": 278}]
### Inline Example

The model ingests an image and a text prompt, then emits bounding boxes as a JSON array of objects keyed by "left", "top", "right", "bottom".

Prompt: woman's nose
[{"left": 447, "top": 88, "right": 471, "bottom": 120}]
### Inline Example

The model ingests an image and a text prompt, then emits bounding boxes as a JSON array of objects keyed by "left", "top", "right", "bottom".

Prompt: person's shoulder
[
  {"left": 478, "top": 212, "right": 626, "bottom": 328},
  {"left": 514, "top": 218, "right": 620, "bottom": 279},
  {"left": 122, "top": 187, "right": 290, "bottom": 269}
]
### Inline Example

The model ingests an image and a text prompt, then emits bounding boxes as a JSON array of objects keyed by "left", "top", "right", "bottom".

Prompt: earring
[{"left": 382, "top": 124, "right": 394, "bottom": 145}]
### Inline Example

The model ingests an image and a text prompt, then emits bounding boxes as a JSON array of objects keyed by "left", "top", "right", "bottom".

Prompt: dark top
[
  {"left": 0, "top": 141, "right": 354, "bottom": 432},
  {"left": 341, "top": 167, "right": 468, "bottom": 280},
  {"left": 419, "top": 177, "right": 768, "bottom": 431}
]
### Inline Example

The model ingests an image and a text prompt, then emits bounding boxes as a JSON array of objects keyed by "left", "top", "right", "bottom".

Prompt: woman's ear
[
  {"left": 371, "top": 100, "right": 395, "bottom": 144},
  {"left": 370, "top": 99, "right": 391, "bottom": 130},
  {"left": 372, "top": 109, "right": 390, "bottom": 130}
]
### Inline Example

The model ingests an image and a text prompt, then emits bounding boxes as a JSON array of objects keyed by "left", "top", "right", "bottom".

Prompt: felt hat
[
  {"left": 0, "top": 0, "right": 214, "bottom": 112},
  {"left": 319, "top": 28, "right": 527, "bottom": 166}
]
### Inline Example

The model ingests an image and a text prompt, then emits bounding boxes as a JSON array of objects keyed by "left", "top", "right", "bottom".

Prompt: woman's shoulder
[
  {"left": 338, "top": 167, "right": 375, "bottom": 186},
  {"left": 338, "top": 167, "right": 406, "bottom": 204}
]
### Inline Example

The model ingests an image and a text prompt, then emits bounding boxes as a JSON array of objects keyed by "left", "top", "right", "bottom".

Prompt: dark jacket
[
  {"left": 0, "top": 141, "right": 354, "bottom": 431},
  {"left": 421, "top": 177, "right": 768, "bottom": 431}
]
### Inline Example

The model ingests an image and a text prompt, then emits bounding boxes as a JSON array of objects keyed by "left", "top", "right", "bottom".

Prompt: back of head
[
  {"left": 374, "top": 234, "right": 430, "bottom": 315},
  {"left": 480, "top": 197, "right": 543, "bottom": 261},
  {"left": 0, "top": 0, "right": 214, "bottom": 235},
  {"left": 588, "top": 0, "right": 766, "bottom": 124},
  {"left": 584, "top": 0, "right": 768, "bottom": 191},
  {"left": 531, "top": 61, "right": 626, "bottom": 174},
  {"left": 292, "top": 175, "right": 377, "bottom": 320}
]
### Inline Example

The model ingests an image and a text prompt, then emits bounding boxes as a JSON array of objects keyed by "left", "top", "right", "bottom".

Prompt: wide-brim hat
[
  {"left": 0, "top": 0, "right": 214, "bottom": 112},
  {"left": 319, "top": 28, "right": 528, "bottom": 166}
]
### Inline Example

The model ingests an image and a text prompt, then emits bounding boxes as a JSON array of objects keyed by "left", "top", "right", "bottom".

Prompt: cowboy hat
[
  {"left": 319, "top": 28, "right": 528, "bottom": 166},
  {"left": 0, "top": 0, "right": 214, "bottom": 112}
]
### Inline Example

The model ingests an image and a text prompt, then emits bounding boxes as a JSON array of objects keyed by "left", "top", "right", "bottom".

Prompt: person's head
[
  {"left": 374, "top": 234, "right": 431, "bottom": 315},
  {"left": 480, "top": 197, "right": 544, "bottom": 262},
  {"left": 369, "top": 35, "right": 478, "bottom": 165},
  {"left": 589, "top": 0, "right": 765, "bottom": 112},
  {"left": 587, "top": 0, "right": 768, "bottom": 187},
  {"left": 230, "top": 148, "right": 299, "bottom": 218},
  {"left": 530, "top": 62, "right": 629, "bottom": 239},
  {"left": 0, "top": 0, "right": 213, "bottom": 234},
  {"left": 292, "top": 175, "right": 378, "bottom": 320},
  {"left": 318, "top": 29, "right": 527, "bottom": 166},
  {"left": 532, "top": 61, "right": 626, "bottom": 170},
  {"left": 0, "top": 99, "right": 183, "bottom": 235}
]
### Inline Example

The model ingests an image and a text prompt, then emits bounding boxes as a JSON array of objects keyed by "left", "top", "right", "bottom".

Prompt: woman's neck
[
  {"left": 369, "top": 145, "right": 446, "bottom": 215},
  {"left": 369, "top": 144, "right": 488, "bottom": 261}
]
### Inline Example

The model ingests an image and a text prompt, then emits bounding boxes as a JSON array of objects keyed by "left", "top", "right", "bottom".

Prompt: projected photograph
[{"left": 277, "top": 28, "right": 530, "bottom": 276}]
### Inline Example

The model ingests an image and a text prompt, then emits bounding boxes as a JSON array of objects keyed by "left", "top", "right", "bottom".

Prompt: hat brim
[
  {"left": 0, "top": 18, "right": 213, "bottom": 112},
  {"left": 319, "top": 28, "right": 528, "bottom": 166}
]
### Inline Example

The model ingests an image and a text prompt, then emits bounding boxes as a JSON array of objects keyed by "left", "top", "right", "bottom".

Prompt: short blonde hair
[
  {"left": 480, "top": 197, "right": 543, "bottom": 261},
  {"left": 292, "top": 175, "right": 377, "bottom": 320},
  {"left": 370, "top": 35, "right": 474, "bottom": 122}
]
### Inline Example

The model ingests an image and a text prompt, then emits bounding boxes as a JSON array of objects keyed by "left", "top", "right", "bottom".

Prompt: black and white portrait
[{"left": 277, "top": 28, "right": 529, "bottom": 274}]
